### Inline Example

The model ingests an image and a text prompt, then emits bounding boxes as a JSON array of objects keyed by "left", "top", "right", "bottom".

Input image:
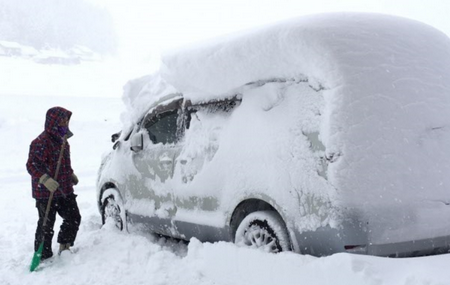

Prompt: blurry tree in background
[{"left": 0, "top": 0, "right": 117, "bottom": 54}]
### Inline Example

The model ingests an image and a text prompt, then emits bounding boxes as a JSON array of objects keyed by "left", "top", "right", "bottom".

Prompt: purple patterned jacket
[{"left": 26, "top": 107, "right": 74, "bottom": 199}]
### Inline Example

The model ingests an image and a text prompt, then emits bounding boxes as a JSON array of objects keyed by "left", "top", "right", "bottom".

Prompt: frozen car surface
[{"left": 97, "top": 12, "right": 450, "bottom": 257}]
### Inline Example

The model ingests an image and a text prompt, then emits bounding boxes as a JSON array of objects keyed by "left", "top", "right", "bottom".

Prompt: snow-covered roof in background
[
  {"left": 20, "top": 45, "right": 39, "bottom": 55},
  {"left": 0, "top": 40, "right": 23, "bottom": 49},
  {"left": 71, "top": 45, "right": 94, "bottom": 55},
  {"left": 0, "top": 41, "right": 38, "bottom": 56},
  {"left": 36, "top": 48, "right": 71, "bottom": 59}
]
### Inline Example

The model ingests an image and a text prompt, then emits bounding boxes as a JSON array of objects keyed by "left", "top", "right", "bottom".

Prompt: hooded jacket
[{"left": 26, "top": 107, "right": 74, "bottom": 199}]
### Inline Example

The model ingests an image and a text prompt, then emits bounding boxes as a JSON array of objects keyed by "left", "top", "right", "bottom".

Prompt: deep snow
[{"left": 2, "top": 13, "right": 450, "bottom": 284}]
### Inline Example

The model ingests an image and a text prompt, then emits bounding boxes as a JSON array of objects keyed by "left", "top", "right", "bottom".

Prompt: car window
[
  {"left": 185, "top": 96, "right": 241, "bottom": 130},
  {"left": 144, "top": 109, "right": 179, "bottom": 144}
]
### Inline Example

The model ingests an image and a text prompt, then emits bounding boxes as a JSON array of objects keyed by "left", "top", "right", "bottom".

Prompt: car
[{"left": 97, "top": 12, "right": 450, "bottom": 257}]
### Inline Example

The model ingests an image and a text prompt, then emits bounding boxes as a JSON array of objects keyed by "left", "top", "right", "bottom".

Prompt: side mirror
[
  {"left": 130, "top": 133, "right": 144, "bottom": 152},
  {"left": 111, "top": 131, "right": 121, "bottom": 143}
]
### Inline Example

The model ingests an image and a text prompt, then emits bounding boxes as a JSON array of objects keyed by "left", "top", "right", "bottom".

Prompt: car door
[
  {"left": 129, "top": 97, "right": 184, "bottom": 235},
  {"left": 171, "top": 97, "right": 241, "bottom": 241}
]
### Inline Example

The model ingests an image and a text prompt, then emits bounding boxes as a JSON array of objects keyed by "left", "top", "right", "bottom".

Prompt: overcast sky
[{"left": 88, "top": 0, "right": 450, "bottom": 66}]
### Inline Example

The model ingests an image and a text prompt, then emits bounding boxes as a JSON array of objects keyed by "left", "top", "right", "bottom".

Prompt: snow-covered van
[{"left": 97, "top": 13, "right": 450, "bottom": 257}]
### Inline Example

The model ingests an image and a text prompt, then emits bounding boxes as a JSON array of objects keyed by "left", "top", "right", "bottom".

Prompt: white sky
[{"left": 89, "top": 0, "right": 450, "bottom": 66}]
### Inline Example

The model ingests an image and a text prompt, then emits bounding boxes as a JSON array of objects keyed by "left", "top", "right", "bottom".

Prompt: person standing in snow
[{"left": 26, "top": 106, "right": 81, "bottom": 260}]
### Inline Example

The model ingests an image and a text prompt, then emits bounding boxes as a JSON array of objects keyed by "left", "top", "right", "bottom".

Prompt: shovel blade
[{"left": 30, "top": 243, "right": 44, "bottom": 272}]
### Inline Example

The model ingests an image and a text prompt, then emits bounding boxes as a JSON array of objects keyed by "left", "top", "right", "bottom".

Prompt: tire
[
  {"left": 235, "top": 210, "right": 291, "bottom": 253},
  {"left": 102, "top": 196, "right": 124, "bottom": 231}
]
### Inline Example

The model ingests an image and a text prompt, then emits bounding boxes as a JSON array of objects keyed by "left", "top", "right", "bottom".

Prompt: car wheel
[
  {"left": 235, "top": 210, "right": 290, "bottom": 253},
  {"left": 102, "top": 196, "right": 124, "bottom": 231}
]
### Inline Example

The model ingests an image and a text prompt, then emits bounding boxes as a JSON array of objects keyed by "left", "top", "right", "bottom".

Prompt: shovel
[{"left": 30, "top": 135, "right": 67, "bottom": 272}]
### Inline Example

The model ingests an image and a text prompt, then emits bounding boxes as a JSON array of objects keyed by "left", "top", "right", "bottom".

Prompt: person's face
[{"left": 59, "top": 117, "right": 69, "bottom": 127}]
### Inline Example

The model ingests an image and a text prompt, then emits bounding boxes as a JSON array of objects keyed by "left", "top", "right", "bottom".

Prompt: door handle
[{"left": 160, "top": 157, "right": 173, "bottom": 164}]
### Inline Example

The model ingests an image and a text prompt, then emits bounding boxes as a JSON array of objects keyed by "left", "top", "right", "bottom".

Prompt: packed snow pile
[{"left": 121, "top": 12, "right": 450, "bottom": 244}]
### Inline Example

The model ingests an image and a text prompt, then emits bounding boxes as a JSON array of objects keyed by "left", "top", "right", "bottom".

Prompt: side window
[
  {"left": 185, "top": 96, "right": 241, "bottom": 130},
  {"left": 144, "top": 109, "right": 179, "bottom": 144}
]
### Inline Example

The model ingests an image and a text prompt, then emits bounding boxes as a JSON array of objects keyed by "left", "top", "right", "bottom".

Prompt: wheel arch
[
  {"left": 98, "top": 182, "right": 119, "bottom": 207},
  {"left": 98, "top": 183, "right": 123, "bottom": 216},
  {"left": 99, "top": 183, "right": 128, "bottom": 231},
  {"left": 229, "top": 198, "right": 300, "bottom": 252},
  {"left": 230, "top": 199, "right": 279, "bottom": 240}
]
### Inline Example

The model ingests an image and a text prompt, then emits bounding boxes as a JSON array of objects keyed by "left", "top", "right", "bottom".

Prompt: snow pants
[{"left": 34, "top": 193, "right": 81, "bottom": 259}]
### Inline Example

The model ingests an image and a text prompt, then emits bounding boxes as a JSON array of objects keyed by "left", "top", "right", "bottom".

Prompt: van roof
[{"left": 160, "top": 12, "right": 450, "bottom": 103}]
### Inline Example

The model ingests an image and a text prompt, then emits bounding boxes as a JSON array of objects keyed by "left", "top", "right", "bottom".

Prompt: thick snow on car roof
[{"left": 160, "top": 12, "right": 450, "bottom": 101}]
